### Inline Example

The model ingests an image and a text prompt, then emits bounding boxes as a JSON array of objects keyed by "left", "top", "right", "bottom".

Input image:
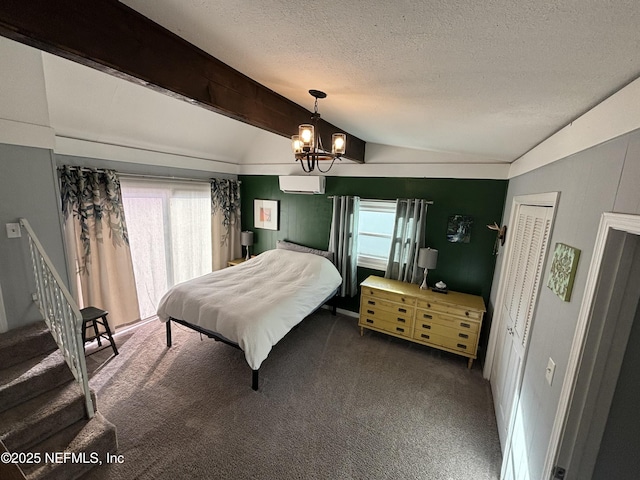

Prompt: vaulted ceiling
[
  {"left": 3, "top": 1, "right": 640, "bottom": 177},
  {"left": 122, "top": 0, "right": 640, "bottom": 162}
]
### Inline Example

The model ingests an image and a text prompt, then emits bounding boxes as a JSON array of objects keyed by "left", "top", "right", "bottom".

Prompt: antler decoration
[{"left": 487, "top": 222, "right": 507, "bottom": 254}]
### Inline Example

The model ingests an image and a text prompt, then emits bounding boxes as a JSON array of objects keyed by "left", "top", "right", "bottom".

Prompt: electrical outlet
[
  {"left": 6, "top": 223, "right": 21, "bottom": 238},
  {"left": 546, "top": 357, "right": 556, "bottom": 386}
]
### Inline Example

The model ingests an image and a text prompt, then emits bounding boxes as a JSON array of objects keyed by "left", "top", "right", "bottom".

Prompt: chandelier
[{"left": 291, "top": 90, "right": 346, "bottom": 173}]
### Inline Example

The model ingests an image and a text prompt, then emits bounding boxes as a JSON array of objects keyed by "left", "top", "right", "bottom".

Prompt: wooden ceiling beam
[{"left": 0, "top": 0, "right": 366, "bottom": 163}]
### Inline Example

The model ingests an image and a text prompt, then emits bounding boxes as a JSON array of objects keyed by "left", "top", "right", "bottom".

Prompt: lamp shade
[
  {"left": 332, "top": 133, "right": 346, "bottom": 155},
  {"left": 241, "top": 230, "right": 254, "bottom": 247},
  {"left": 418, "top": 248, "right": 438, "bottom": 269},
  {"left": 299, "top": 124, "right": 314, "bottom": 150}
]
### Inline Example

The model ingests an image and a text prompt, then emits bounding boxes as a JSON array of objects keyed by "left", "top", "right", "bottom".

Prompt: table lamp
[
  {"left": 418, "top": 247, "right": 438, "bottom": 290},
  {"left": 241, "top": 230, "right": 254, "bottom": 261}
]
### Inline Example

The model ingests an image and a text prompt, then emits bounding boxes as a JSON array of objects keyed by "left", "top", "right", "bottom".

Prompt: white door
[{"left": 491, "top": 204, "right": 553, "bottom": 454}]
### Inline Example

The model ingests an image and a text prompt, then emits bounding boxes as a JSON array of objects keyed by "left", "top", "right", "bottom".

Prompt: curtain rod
[
  {"left": 119, "top": 173, "right": 214, "bottom": 184},
  {"left": 59, "top": 167, "right": 239, "bottom": 184},
  {"left": 327, "top": 196, "right": 433, "bottom": 204}
]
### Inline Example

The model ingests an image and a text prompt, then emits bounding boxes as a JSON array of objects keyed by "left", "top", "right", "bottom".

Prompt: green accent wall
[
  {"left": 240, "top": 175, "right": 507, "bottom": 360},
  {"left": 241, "top": 174, "right": 506, "bottom": 298}
]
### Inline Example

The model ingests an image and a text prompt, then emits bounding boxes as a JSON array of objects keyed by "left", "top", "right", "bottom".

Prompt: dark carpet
[{"left": 82, "top": 310, "right": 502, "bottom": 479}]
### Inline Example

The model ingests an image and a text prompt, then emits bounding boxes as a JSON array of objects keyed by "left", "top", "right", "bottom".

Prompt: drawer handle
[
  {"left": 422, "top": 324, "right": 431, "bottom": 329},
  {"left": 457, "top": 343, "right": 467, "bottom": 350},
  {"left": 401, "top": 298, "right": 406, "bottom": 303},
  {"left": 398, "top": 308, "right": 407, "bottom": 313},
  {"left": 396, "top": 327, "right": 405, "bottom": 333},
  {"left": 397, "top": 317, "right": 406, "bottom": 323},
  {"left": 427, "top": 303, "right": 431, "bottom": 308},
  {"left": 367, "top": 300, "right": 375, "bottom": 305},
  {"left": 458, "top": 333, "right": 469, "bottom": 339},
  {"left": 461, "top": 322, "right": 471, "bottom": 329},
  {"left": 422, "top": 314, "right": 432, "bottom": 319},
  {"left": 367, "top": 309, "right": 375, "bottom": 314},
  {"left": 366, "top": 319, "right": 374, "bottom": 324},
  {"left": 421, "top": 333, "right": 430, "bottom": 340}
]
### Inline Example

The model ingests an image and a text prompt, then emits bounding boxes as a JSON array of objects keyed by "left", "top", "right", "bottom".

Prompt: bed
[{"left": 156, "top": 246, "right": 342, "bottom": 390}]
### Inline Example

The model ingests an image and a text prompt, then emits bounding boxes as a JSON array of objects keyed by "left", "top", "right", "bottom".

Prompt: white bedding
[{"left": 156, "top": 248, "right": 342, "bottom": 370}]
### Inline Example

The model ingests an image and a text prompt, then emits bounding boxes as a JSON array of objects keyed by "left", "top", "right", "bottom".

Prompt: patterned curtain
[
  {"left": 59, "top": 166, "right": 140, "bottom": 329},
  {"left": 384, "top": 199, "right": 429, "bottom": 284},
  {"left": 328, "top": 196, "right": 360, "bottom": 297},
  {"left": 210, "top": 178, "right": 241, "bottom": 270}
]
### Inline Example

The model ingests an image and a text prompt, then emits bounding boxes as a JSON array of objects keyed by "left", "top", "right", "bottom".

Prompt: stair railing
[{"left": 19, "top": 218, "right": 94, "bottom": 419}]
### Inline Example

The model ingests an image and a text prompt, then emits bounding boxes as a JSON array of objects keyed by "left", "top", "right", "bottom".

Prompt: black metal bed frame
[{"left": 165, "top": 295, "right": 338, "bottom": 391}]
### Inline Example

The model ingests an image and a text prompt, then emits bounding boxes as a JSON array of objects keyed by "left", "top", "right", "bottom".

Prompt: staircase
[{"left": 0, "top": 321, "right": 117, "bottom": 480}]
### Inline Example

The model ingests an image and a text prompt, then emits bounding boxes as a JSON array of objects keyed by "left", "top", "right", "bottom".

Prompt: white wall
[
  {"left": 0, "top": 36, "right": 54, "bottom": 149},
  {"left": 489, "top": 129, "right": 640, "bottom": 478}
]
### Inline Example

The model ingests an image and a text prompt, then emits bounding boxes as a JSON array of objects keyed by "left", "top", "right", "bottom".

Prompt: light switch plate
[
  {"left": 546, "top": 357, "right": 556, "bottom": 386},
  {"left": 6, "top": 223, "right": 21, "bottom": 238}
]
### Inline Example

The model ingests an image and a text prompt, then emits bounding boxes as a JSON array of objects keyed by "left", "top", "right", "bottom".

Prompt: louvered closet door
[{"left": 492, "top": 204, "right": 553, "bottom": 452}]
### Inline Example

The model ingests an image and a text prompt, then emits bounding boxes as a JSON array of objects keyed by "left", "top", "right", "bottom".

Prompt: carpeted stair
[{"left": 0, "top": 321, "right": 117, "bottom": 480}]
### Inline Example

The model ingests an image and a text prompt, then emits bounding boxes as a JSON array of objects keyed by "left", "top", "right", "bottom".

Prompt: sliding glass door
[{"left": 120, "top": 178, "right": 212, "bottom": 320}]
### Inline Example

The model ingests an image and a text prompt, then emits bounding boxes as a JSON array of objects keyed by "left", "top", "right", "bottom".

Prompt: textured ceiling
[{"left": 117, "top": 0, "right": 640, "bottom": 163}]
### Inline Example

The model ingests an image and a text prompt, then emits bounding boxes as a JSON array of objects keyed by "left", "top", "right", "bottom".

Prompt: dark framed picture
[{"left": 447, "top": 215, "right": 473, "bottom": 243}]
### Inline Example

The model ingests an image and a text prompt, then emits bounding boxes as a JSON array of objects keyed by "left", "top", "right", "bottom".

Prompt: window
[
  {"left": 357, "top": 199, "right": 396, "bottom": 270},
  {"left": 120, "top": 178, "right": 212, "bottom": 320}
]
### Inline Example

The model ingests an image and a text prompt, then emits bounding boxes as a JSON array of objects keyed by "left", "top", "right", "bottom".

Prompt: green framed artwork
[{"left": 547, "top": 243, "right": 581, "bottom": 302}]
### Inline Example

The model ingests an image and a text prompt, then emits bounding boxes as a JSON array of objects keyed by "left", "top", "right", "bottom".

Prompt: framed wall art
[
  {"left": 254, "top": 199, "right": 279, "bottom": 230},
  {"left": 447, "top": 215, "right": 473, "bottom": 243},
  {"left": 547, "top": 242, "right": 581, "bottom": 302}
]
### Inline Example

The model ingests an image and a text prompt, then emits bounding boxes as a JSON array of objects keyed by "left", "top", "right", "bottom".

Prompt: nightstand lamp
[
  {"left": 418, "top": 247, "right": 438, "bottom": 290},
  {"left": 241, "top": 230, "right": 254, "bottom": 261}
]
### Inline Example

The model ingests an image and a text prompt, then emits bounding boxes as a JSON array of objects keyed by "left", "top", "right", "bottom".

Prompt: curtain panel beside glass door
[
  {"left": 210, "top": 178, "right": 241, "bottom": 271},
  {"left": 59, "top": 166, "right": 140, "bottom": 329}
]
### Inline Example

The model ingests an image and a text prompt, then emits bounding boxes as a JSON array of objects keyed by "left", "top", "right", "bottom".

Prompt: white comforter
[{"left": 156, "top": 248, "right": 342, "bottom": 370}]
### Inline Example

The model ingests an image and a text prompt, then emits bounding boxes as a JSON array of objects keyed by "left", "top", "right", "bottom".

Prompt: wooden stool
[{"left": 80, "top": 306, "right": 118, "bottom": 356}]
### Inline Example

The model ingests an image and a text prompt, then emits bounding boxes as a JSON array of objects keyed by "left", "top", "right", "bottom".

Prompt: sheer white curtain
[
  {"left": 384, "top": 199, "right": 429, "bottom": 284},
  {"left": 120, "top": 178, "right": 212, "bottom": 319}
]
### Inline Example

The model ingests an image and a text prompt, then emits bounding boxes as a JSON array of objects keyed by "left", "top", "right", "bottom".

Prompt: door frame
[
  {"left": 542, "top": 212, "right": 640, "bottom": 479},
  {"left": 483, "top": 191, "right": 560, "bottom": 381}
]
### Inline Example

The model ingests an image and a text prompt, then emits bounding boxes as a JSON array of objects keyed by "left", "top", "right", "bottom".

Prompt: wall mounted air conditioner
[{"left": 278, "top": 176, "right": 326, "bottom": 194}]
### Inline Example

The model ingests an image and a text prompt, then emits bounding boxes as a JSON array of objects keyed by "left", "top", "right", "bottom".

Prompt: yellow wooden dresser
[{"left": 359, "top": 275, "right": 486, "bottom": 368}]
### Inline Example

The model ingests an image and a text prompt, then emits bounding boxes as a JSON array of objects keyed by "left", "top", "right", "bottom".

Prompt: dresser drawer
[
  {"left": 415, "top": 309, "right": 480, "bottom": 333},
  {"left": 413, "top": 330, "right": 478, "bottom": 355},
  {"left": 414, "top": 320, "right": 478, "bottom": 345},
  {"left": 361, "top": 287, "right": 416, "bottom": 306},
  {"left": 361, "top": 295, "right": 413, "bottom": 317},
  {"left": 359, "top": 315, "right": 412, "bottom": 338},
  {"left": 416, "top": 299, "right": 482, "bottom": 320},
  {"left": 360, "top": 306, "right": 413, "bottom": 327}
]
